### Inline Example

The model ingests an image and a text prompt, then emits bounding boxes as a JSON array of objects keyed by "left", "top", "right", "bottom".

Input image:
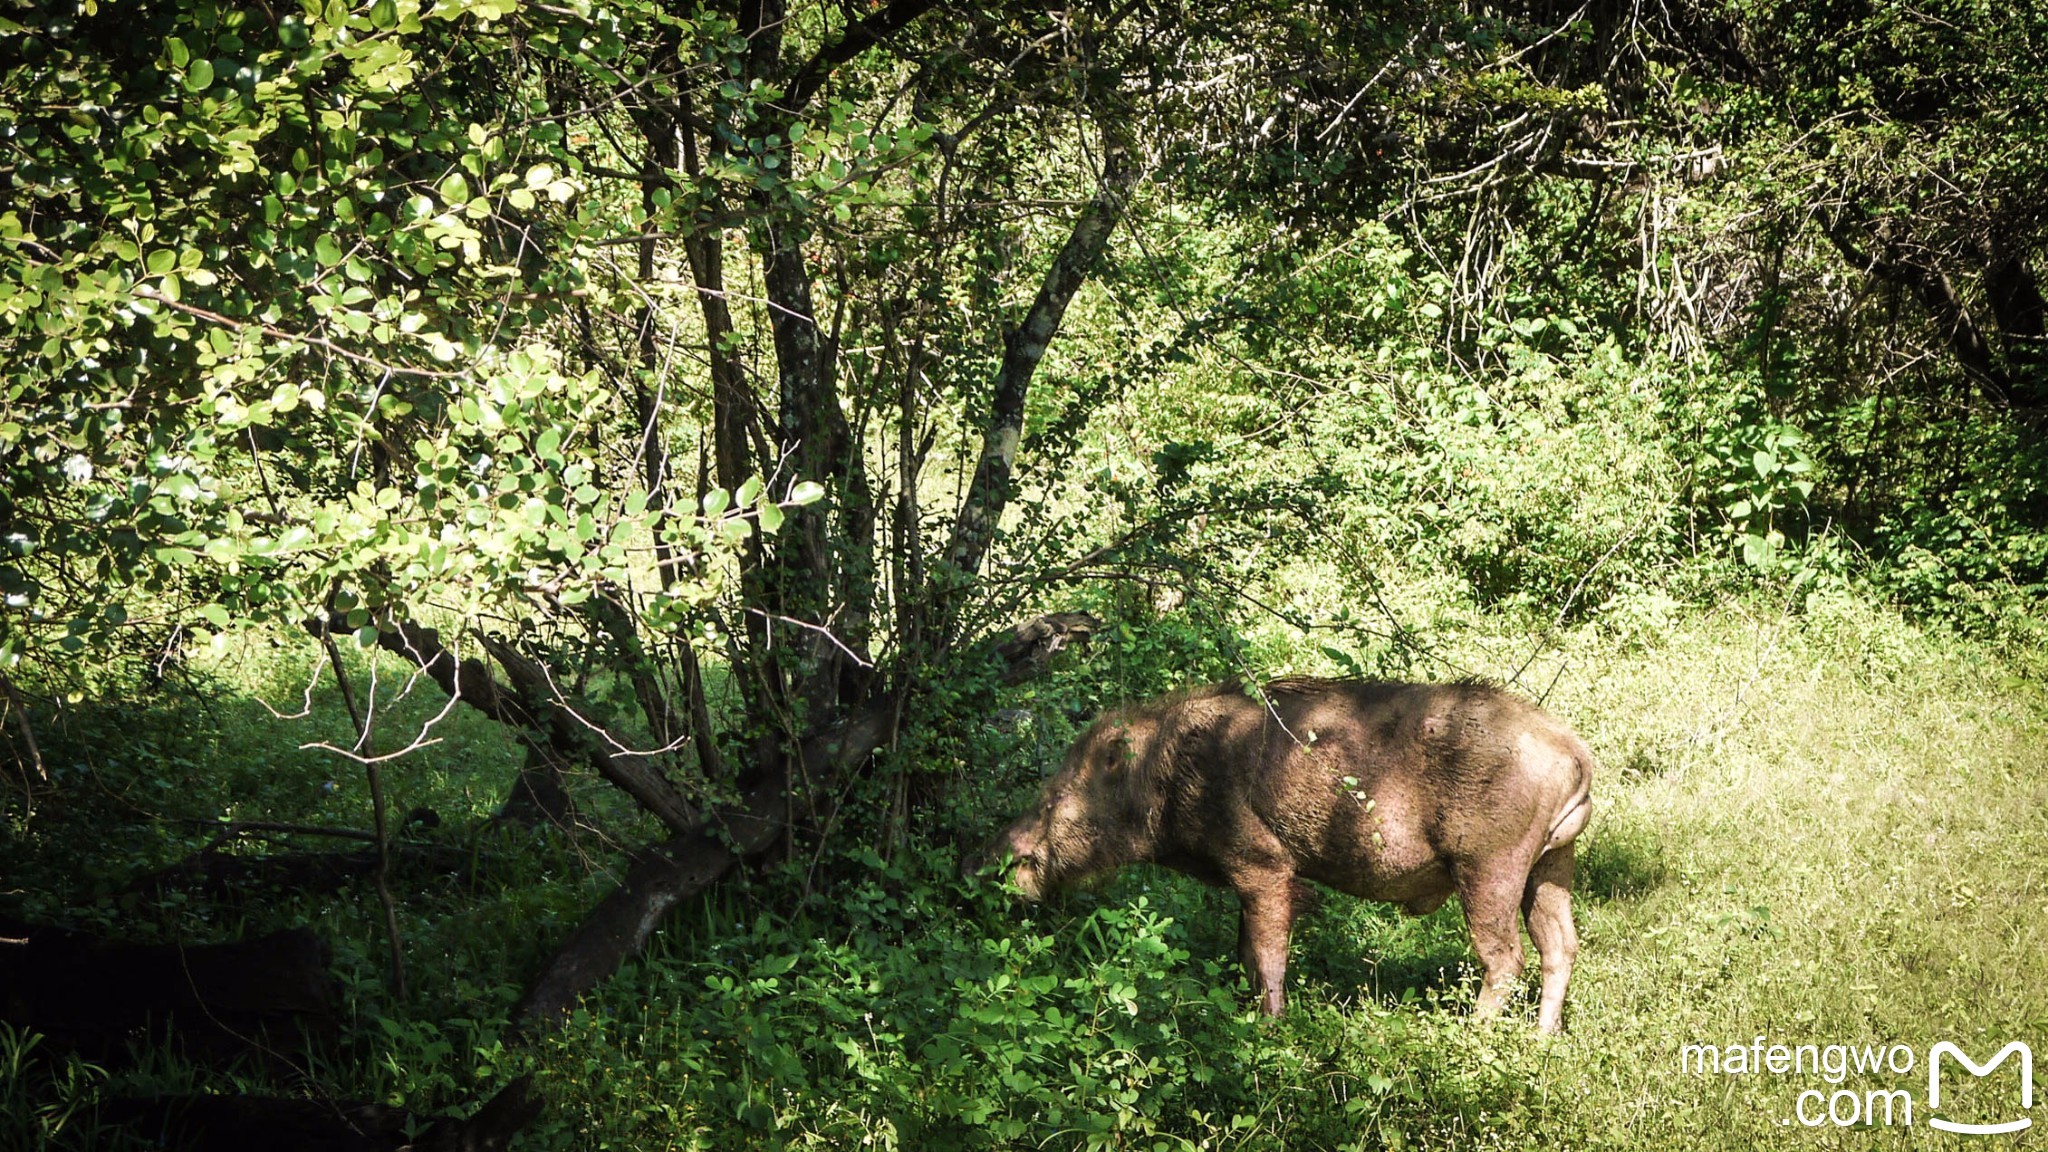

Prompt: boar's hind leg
[
  {"left": 1521, "top": 845, "right": 1578, "bottom": 1034},
  {"left": 1233, "top": 875, "right": 1300, "bottom": 1017},
  {"left": 1455, "top": 864, "right": 1528, "bottom": 1024}
]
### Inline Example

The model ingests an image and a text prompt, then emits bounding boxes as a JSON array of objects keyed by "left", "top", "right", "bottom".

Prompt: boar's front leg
[{"left": 1233, "top": 873, "right": 1302, "bottom": 1016}]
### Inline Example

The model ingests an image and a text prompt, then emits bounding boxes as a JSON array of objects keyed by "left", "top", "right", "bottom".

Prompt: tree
[{"left": 1, "top": 0, "right": 1158, "bottom": 1014}]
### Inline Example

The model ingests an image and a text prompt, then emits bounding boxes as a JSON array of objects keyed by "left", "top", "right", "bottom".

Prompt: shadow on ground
[
  {"left": 1088, "top": 834, "right": 1669, "bottom": 1022},
  {"left": 1576, "top": 824, "right": 1672, "bottom": 902}
]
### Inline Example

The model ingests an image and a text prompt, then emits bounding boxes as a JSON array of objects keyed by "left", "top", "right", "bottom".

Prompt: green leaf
[
  {"left": 758, "top": 501, "right": 784, "bottom": 534},
  {"left": 788, "top": 481, "right": 825, "bottom": 505},
  {"left": 185, "top": 57, "right": 214, "bottom": 93},
  {"left": 702, "top": 488, "right": 730, "bottom": 516}
]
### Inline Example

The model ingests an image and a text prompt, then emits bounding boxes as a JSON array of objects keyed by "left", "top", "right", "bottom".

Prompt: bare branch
[{"left": 780, "top": 0, "right": 941, "bottom": 113}]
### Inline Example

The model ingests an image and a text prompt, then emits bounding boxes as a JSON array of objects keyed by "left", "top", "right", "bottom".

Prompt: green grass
[
  {"left": 1259, "top": 588, "right": 2048, "bottom": 1149},
  {"left": 4, "top": 592, "right": 2045, "bottom": 1149},
  {"left": 1528, "top": 592, "right": 2048, "bottom": 1148}
]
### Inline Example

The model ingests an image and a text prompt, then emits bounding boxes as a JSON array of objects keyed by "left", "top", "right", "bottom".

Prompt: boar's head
[{"left": 989, "top": 714, "right": 1161, "bottom": 901}]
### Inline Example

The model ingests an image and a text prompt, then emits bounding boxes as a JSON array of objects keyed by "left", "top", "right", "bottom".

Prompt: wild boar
[{"left": 984, "top": 677, "right": 1594, "bottom": 1032}]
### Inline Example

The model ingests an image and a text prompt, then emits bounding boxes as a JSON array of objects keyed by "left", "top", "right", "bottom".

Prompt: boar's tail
[{"left": 1542, "top": 740, "right": 1596, "bottom": 852}]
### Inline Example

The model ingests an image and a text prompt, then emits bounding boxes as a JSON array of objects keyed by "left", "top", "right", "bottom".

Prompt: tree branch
[
  {"left": 366, "top": 617, "right": 703, "bottom": 837},
  {"left": 514, "top": 706, "right": 890, "bottom": 1024},
  {"left": 1822, "top": 210, "right": 2013, "bottom": 404},
  {"left": 512, "top": 610, "right": 1097, "bottom": 1023},
  {"left": 780, "top": 0, "right": 942, "bottom": 113},
  {"left": 942, "top": 119, "right": 1139, "bottom": 603}
]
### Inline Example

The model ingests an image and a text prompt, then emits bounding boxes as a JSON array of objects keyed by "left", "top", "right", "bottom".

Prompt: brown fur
[{"left": 986, "top": 678, "right": 1594, "bottom": 1032}]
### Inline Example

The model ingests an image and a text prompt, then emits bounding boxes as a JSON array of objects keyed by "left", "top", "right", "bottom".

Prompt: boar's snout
[
  {"left": 1010, "top": 845, "right": 1048, "bottom": 902},
  {"left": 969, "top": 818, "right": 1050, "bottom": 902}
]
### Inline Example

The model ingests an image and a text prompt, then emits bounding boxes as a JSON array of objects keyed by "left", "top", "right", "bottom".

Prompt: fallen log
[
  {"left": 0, "top": 919, "right": 335, "bottom": 1067},
  {"left": 104, "top": 1074, "right": 539, "bottom": 1152},
  {"left": 129, "top": 842, "right": 474, "bottom": 901}
]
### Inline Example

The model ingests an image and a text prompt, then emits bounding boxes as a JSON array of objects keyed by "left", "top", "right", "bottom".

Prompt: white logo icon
[{"left": 1928, "top": 1041, "right": 2033, "bottom": 1135}]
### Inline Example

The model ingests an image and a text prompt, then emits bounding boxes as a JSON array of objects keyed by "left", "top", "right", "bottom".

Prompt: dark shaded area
[
  {"left": 1357, "top": 946, "right": 1482, "bottom": 1013},
  {"left": 1288, "top": 899, "right": 1479, "bottom": 1013},
  {"left": 1576, "top": 828, "right": 1672, "bottom": 903},
  {"left": 128, "top": 842, "right": 475, "bottom": 901},
  {"left": 104, "top": 1074, "right": 538, "bottom": 1152},
  {"left": 0, "top": 918, "right": 335, "bottom": 1068},
  {"left": 101, "top": 1096, "right": 414, "bottom": 1152}
]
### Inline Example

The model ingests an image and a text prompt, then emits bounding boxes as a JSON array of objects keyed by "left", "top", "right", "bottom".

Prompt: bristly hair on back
[
  {"left": 1260, "top": 675, "right": 1347, "bottom": 697},
  {"left": 1262, "top": 674, "right": 1509, "bottom": 696},
  {"left": 1093, "top": 679, "right": 1241, "bottom": 727}
]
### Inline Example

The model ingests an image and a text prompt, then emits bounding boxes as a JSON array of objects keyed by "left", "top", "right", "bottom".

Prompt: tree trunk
[
  {"left": 496, "top": 745, "right": 576, "bottom": 829},
  {"left": 1823, "top": 212, "right": 2014, "bottom": 404},
  {"left": 942, "top": 123, "right": 1138, "bottom": 627},
  {"left": 1986, "top": 253, "right": 2048, "bottom": 416}
]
